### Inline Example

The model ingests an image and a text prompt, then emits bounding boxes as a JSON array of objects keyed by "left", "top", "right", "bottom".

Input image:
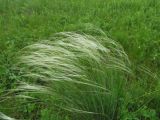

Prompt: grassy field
[{"left": 0, "top": 0, "right": 160, "bottom": 119}]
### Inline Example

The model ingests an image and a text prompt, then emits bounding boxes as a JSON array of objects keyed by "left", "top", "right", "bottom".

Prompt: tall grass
[{"left": 13, "top": 31, "right": 132, "bottom": 120}]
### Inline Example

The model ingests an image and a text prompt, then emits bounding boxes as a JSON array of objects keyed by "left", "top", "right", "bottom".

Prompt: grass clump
[{"left": 13, "top": 31, "right": 131, "bottom": 120}]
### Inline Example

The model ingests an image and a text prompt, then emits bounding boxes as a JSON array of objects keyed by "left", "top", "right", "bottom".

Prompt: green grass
[
  {"left": 0, "top": 0, "right": 160, "bottom": 119},
  {"left": 15, "top": 31, "right": 132, "bottom": 120}
]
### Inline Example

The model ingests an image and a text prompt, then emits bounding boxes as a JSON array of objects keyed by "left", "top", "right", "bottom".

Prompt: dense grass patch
[
  {"left": 15, "top": 31, "right": 131, "bottom": 120},
  {"left": 0, "top": 0, "right": 159, "bottom": 119}
]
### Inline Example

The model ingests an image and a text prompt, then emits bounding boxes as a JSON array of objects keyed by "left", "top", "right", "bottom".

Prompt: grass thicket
[{"left": 0, "top": 0, "right": 159, "bottom": 120}]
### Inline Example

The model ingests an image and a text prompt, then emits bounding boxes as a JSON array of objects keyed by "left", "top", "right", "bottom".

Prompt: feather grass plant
[{"left": 14, "top": 31, "right": 132, "bottom": 119}]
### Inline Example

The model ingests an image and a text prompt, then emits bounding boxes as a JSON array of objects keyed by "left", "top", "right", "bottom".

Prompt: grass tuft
[{"left": 15, "top": 31, "right": 132, "bottom": 119}]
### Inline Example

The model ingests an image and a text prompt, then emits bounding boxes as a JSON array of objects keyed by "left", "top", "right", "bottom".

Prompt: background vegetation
[{"left": 0, "top": 0, "right": 159, "bottom": 119}]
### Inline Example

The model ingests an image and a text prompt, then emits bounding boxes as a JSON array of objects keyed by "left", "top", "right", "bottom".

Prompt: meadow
[{"left": 0, "top": 0, "right": 160, "bottom": 119}]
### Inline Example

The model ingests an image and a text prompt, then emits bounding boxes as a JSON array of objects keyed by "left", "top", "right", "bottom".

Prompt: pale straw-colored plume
[{"left": 14, "top": 31, "right": 131, "bottom": 119}]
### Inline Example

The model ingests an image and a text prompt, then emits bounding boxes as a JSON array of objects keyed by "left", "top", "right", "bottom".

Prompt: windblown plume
[{"left": 15, "top": 31, "right": 131, "bottom": 119}]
